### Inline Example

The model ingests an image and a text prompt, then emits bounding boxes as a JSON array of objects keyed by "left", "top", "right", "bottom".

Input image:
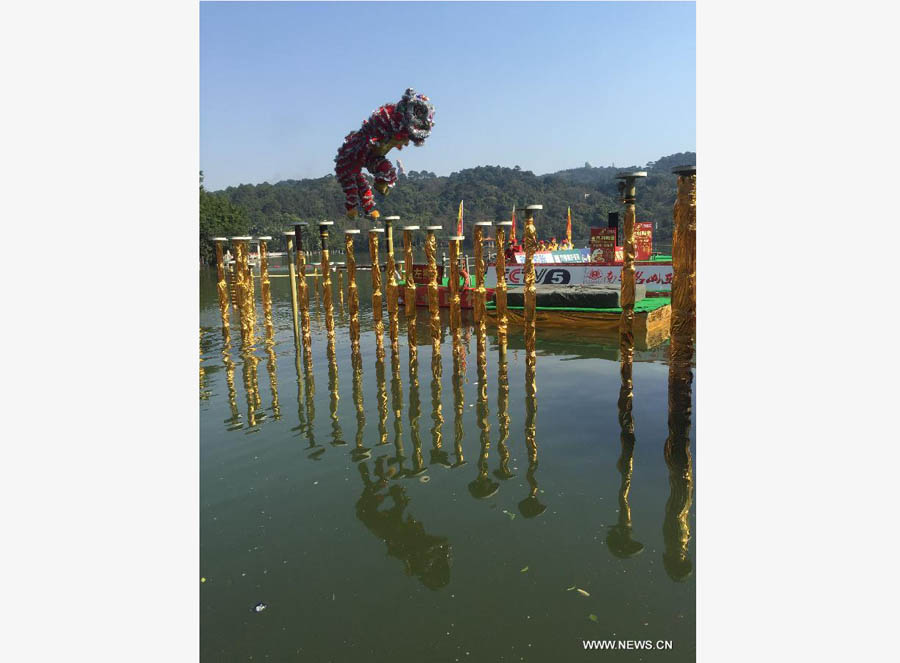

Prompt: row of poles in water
[{"left": 204, "top": 165, "right": 696, "bottom": 576}]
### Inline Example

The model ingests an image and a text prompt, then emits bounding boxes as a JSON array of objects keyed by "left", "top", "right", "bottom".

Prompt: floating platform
[
  {"left": 505, "top": 284, "right": 646, "bottom": 309},
  {"left": 485, "top": 297, "right": 672, "bottom": 350}
]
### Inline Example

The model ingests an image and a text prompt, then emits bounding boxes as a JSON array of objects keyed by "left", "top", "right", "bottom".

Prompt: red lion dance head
[{"left": 334, "top": 88, "right": 435, "bottom": 219}]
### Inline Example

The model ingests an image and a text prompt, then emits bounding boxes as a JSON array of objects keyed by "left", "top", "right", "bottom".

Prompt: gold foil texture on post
[
  {"left": 429, "top": 350, "right": 447, "bottom": 467},
  {"left": 522, "top": 206, "right": 540, "bottom": 375},
  {"left": 403, "top": 226, "right": 418, "bottom": 365},
  {"left": 495, "top": 354, "right": 512, "bottom": 479},
  {"left": 667, "top": 166, "right": 696, "bottom": 464},
  {"left": 425, "top": 226, "right": 442, "bottom": 356},
  {"left": 284, "top": 233, "right": 301, "bottom": 349},
  {"left": 294, "top": 224, "right": 313, "bottom": 360},
  {"left": 494, "top": 223, "right": 510, "bottom": 351},
  {"left": 384, "top": 216, "right": 400, "bottom": 356},
  {"left": 473, "top": 223, "right": 491, "bottom": 372},
  {"left": 369, "top": 229, "right": 385, "bottom": 361},
  {"left": 345, "top": 231, "right": 361, "bottom": 353},
  {"left": 259, "top": 237, "right": 274, "bottom": 340},
  {"left": 448, "top": 236, "right": 463, "bottom": 364},
  {"left": 319, "top": 222, "right": 335, "bottom": 345},
  {"left": 214, "top": 240, "right": 231, "bottom": 330},
  {"left": 615, "top": 173, "right": 645, "bottom": 430},
  {"left": 351, "top": 341, "right": 369, "bottom": 461},
  {"left": 375, "top": 353, "right": 388, "bottom": 447}
]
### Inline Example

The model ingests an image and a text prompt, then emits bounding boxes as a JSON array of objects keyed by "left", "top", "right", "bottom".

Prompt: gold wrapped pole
[
  {"left": 337, "top": 266, "right": 345, "bottom": 311},
  {"left": 448, "top": 234, "right": 464, "bottom": 364},
  {"left": 522, "top": 205, "right": 541, "bottom": 381},
  {"left": 283, "top": 231, "right": 301, "bottom": 348},
  {"left": 231, "top": 236, "right": 254, "bottom": 347},
  {"left": 265, "top": 339, "right": 280, "bottom": 421},
  {"left": 327, "top": 333, "right": 344, "bottom": 447},
  {"left": 375, "top": 352, "right": 388, "bottom": 446},
  {"left": 451, "top": 354, "right": 466, "bottom": 468},
  {"left": 318, "top": 221, "right": 336, "bottom": 345},
  {"left": 390, "top": 350, "right": 405, "bottom": 469},
  {"left": 615, "top": 172, "right": 646, "bottom": 430},
  {"left": 368, "top": 228, "right": 386, "bottom": 360},
  {"left": 350, "top": 341, "right": 369, "bottom": 462},
  {"left": 469, "top": 309, "right": 497, "bottom": 499},
  {"left": 213, "top": 238, "right": 231, "bottom": 330},
  {"left": 294, "top": 223, "right": 312, "bottom": 360},
  {"left": 494, "top": 221, "right": 512, "bottom": 352},
  {"left": 407, "top": 341, "right": 425, "bottom": 476},
  {"left": 607, "top": 391, "right": 643, "bottom": 557},
  {"left": 520, "top": 360, "right": 544, "bottom": 518},
  {"left": 402, "top": 225, "right": 419, "bottom": 365},
  {"left": 222, "top": 333, "right": 241, "bottom": 430},
  {"left": 345, "top": 230, "right": 361, "bottom": 353},
  {"left": 667, "top": 165, "right": 697, "bottom": 463},
  {"left": 383, "top": 215, "right": 401, "bottom": 356},
  {"left": 663, "top": 448, "right": 694, "bottom": 581},
  {"left": 495, "top": 354, "right": 513, "bottom": 479},
  {"left": 246, "top": 240, "right": 258, "bottom": 332},
  {"left": 424, "top": 225, "right": 442, "bottom": 356},
  {"left": 258, "top": 236, "right": 274, "bottom": 340},
  {"left": 474, "top": 222, "right": 492, "bottom": 385}
]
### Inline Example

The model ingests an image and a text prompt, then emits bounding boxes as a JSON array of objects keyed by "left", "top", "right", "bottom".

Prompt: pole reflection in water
[
  {"left": 606, "top": 428, "right": 644, "bottom": 558},
  {"left": 403, "top": 225, "right": 419, "bottom": 365},
  {"left": 375, "top": 351, "right": 388, "bottom": 447},
  {"left": 429, "top": 350, "right": 449, "bottom": 467},
  {"left": 327, "top": 337, "right": 344, "bottom": 447},
  {"left": 407, "top": 338, "right": 426, "bottom": 477},
  {"left": 221, "top": 327, "right": 242, "bottom": 431},
  {"left": 390, "top": 350, "right": 406, "bottom": 474},
  {"left": 264, "top": 338, "right": 280, "bottom": 421},
  {"left": 240, "top": 350, "right": 263, "bottom": 431},
  {"left": 494, "top": 352, "right": 513, "bottom": 480},
  {"left": 518, "top": 360, "right": 545, "bottom": 518},
  {"left": 451, "top": 349, "right": 467, "bottom": 469},
  {"left": 294, "top": 223, "right": 312, "bottom": 360},
  {"left": 369, "top": 228, "right": 386, "bottom": 361},
  {"left": 302, "top": 343, "right": 321, "bottom": 460},
  {"left": 350, "top": 342, "right": 369, "bottom": 462},
  {"left": 290, "top": 337, "right": 306, "bottom": 439},
  {"left": 199, "top": 330, "right": 210, "bottom": 401},
  {"left": 354, "top": 458, "right": 451, "bottom": 590},
  {"left": 469, "top": 315, "right": 497, "bottom": 499}
]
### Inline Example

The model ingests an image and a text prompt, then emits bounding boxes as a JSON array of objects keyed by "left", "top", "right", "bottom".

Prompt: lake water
[{"left": 199, "top": 252, "right": 695, "bottom": 661}]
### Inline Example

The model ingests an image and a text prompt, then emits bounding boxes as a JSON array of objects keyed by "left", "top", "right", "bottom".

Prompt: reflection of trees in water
[{"left": 355, "top": 459, "right": 451, "bottom": 590}]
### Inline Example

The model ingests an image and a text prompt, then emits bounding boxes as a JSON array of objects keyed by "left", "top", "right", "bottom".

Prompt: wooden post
[
  {"left": 474, "top": 221, "right": 492, "bottom": 381},
  {"left": 615, "top": 172, "right": 646, "bottom": 432},
  {"left": 522, "top": 205, "right": 542, "bottom": 393},
  {"left": 403, "top": 225, "right": 419, "bottom": 365},
  {"left": 368, "top": 228, "right": 386, "bottom": 360},
  {"left": 494, "top": 221, "right": 512, "bottom": 353}
]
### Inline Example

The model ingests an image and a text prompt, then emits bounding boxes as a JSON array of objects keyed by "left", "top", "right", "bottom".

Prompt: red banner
[
  {"left": 590, "top": 227, "right": 617, "bottom": 263},
  {"left": 635, "top": 222, "right": 653, "bottom": 261}
]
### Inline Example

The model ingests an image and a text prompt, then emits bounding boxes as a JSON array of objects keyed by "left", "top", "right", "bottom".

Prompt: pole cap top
[
  {"left": 449, "top": 235, "right": 465, "bottom": 241},
  {"left": 318, "top": 221, "right": 334, "bottom": 227},
  {"left": 524, "top": 205, "right": 543, "bottom": 211},
  {"left": 383, "top": 215, "right": 400, "bottom": 221},
  {"left": 475, "top": 221, "right": 493, "bottom": 226},
  {"left": 369, "top": 228, "right": 385, "bottom": 234},
  {"left": 616, "top": 171, "right": 647, "bottom": 179},
  {"left": 425, "top": 225, "right": 443, "bottom": 231},
  {"left": 231, "top": 236, "right": 252, "bottom": 241},
  {"left": 496, "top": 221, "right": 513, "bottom": 227},
  {"left": 402, "top": 225, "right": 420, "bottom": 230},
  {"left": 344, "top": 229, "right": 361, "bottom": 234},
  {"left": 671, "top": 165, "right": 696, "bottom": 176},
  {"left": 257, "top": 236, "right": 272, "bottom": 241},
  {"left": 212, "top": 237, "right": 228, "bottom": 241},
  {"left": 293, "top": 221, "right": 309, "bottom": 227}
]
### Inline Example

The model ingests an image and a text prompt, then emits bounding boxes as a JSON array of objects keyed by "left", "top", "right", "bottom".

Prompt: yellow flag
[
  {"left": 456, "top": 200, "right": 464, "bottom": 236},
  {"left": 566, "top": 206, "right": 572, "bottom": 245}
]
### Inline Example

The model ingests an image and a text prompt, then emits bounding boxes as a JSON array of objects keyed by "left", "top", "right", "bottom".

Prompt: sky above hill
[{"left": 200, "top": 1, "right": 695, "bottom": 191}]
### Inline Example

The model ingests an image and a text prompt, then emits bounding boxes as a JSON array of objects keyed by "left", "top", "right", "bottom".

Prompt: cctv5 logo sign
[{"left": 505, "top": 267, "right": 572, "bottom": 285}]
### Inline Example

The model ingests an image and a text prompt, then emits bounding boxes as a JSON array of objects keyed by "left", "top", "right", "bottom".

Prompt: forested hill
[{"left": 200, "top": 151, "right": 695, "bottom": 263}]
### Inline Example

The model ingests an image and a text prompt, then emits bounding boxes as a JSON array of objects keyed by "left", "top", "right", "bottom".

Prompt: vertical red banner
[
  {"left": 590, "top": 227, "right": 617, "bottom": 263},
  {"left": 635, "top": 222, "right": 653, "bottom": 261}
]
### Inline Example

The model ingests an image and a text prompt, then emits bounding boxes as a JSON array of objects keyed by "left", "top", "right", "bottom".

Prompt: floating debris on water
[
  {"left": 201, "top": 577, "right": 206, "bottom": 584},
  {"left": 253, "top": 602, "right": 267, "bottom": 613},
  {"left": 566, "top": 586, "right": 576, "bottom": 591},
  {"left": 576, "top": 589, "right": 590, "bottom": 597},
  {"left": 501, "top": 509, "right": 516, "bottom": 520},
  {"left": 589, "top": 614, "right": 599, "bottom": 623},
  {"left": 520, "top": 566, "right": 529, "bottom": 573},
  {"left": 419, "top": 475, "right": 430, "bottom": 483}
]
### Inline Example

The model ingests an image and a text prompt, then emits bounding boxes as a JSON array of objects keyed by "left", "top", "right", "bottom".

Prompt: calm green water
[{"left": 200, "top": 253, "right": 695, "bottom": 661}]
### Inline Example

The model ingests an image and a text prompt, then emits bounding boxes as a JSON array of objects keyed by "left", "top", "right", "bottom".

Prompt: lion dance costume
[{"left": 334, "top": 88, "right": 435, "bottom": 219}]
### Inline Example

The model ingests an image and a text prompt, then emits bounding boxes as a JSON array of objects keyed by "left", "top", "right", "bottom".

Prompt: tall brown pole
[
  {"left": 283, "top": 231, "right": 301, "bottom": 350},
  {"left": 425, "top": 226, "right": 442, "bottom": 357},
  {"left": 368, "top": 228, "right": 386, "bottom": 361},
  {"left": 474, "top": 222, "right": 492, "bottom": 375},
  {"left": 318, "top": 221, "right": 335, "bottom": 345},
  {"left": 666, "top": 165, "right": 696, "bottom": 465},
  {"left": 345, "top": 230, "right": 361, "bottom": 354},
  {"left": 402, "top": 225, "right": 419, "bottom": 365},
  {"left": 383, "top": 215, "right": 401, "bottom": 356},
  {"left": 213, "top": 238, "right": 231, "bottom": 330},
  {"left": 293, "top": 222, "right": 312, "bottom": 360},
  {"left": 615, "top": 172, "right": 646, "bottom": 432},
  {"left": 448, "top": 233, "right": 464, "bottom": 365},
  {"left": 522, "top": 205, "right": 541, "bottom": 390},
  {"left": 258, "top": 236, "right": 274, "bottom": 341},
  {"left": 494, "top": 221, "right": 511, "bottom": 353}
]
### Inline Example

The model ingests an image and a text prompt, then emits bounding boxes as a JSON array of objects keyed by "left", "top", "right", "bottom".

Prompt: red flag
[
  {"left": 510, "top": 205, "right": 517, "bottom": 243},
  {"left": 456, "top": 200, "right": 464, "bottom": 236}
]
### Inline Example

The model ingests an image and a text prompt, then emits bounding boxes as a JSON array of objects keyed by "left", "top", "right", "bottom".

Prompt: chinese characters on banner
[
  {"left": 590, "top": 227, "right": 618, "bottom": 263},
  {"left": 635, "top": 222, "right": 653, "bottom": 261}
]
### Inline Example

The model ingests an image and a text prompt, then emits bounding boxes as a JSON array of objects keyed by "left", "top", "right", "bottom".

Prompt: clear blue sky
[{"left": 200, "top": 1, "right": 695, "bottom": 191}]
